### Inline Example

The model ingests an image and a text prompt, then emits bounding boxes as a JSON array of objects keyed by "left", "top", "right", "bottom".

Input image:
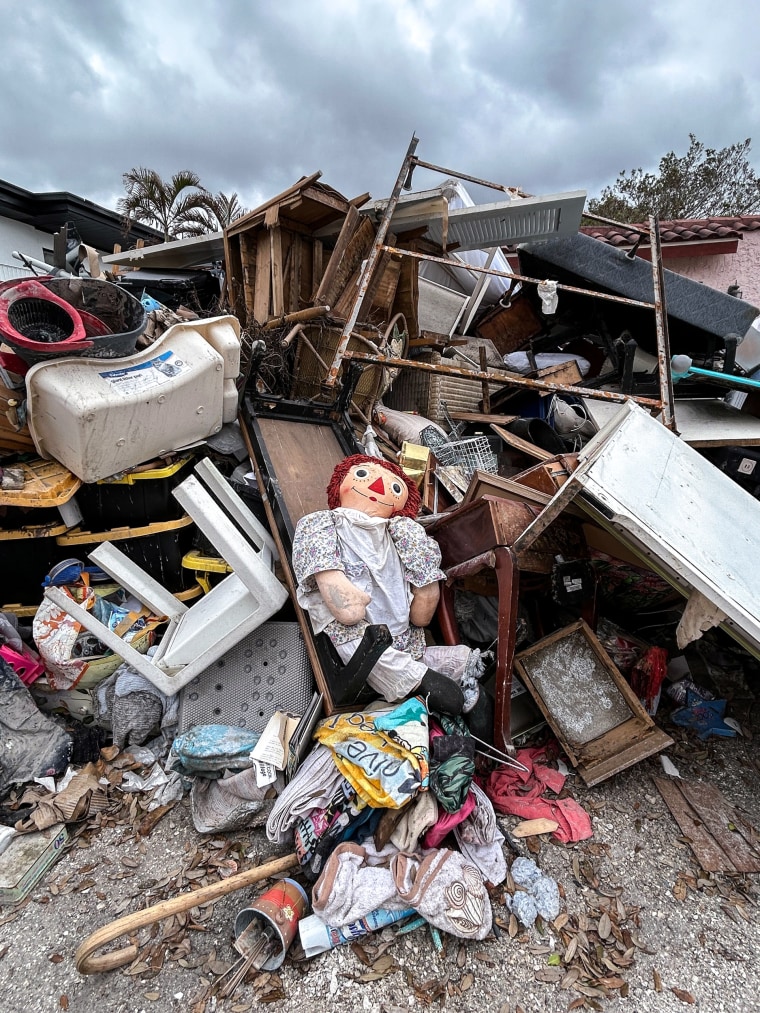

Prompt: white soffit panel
[
  {"left": 347, "top": 189, "right": 586, "bottom": 251},
  {"left": 424, "top": 191, "right": 587, "bottom": 251}
]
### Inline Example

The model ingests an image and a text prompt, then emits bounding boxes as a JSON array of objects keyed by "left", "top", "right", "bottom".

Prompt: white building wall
[{"left": 0, "top": 218, "right": 54, "bottom": 280}]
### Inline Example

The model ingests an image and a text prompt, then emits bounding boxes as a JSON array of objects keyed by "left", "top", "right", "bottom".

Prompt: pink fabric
[
  {"left": 483, "top": 748, "right": 592, "bottom": 844},
  {"left": 422, "top": 789, "right": 476, "bottom": 849}
]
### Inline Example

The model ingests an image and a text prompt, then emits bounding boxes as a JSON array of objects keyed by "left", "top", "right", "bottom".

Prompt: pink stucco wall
[{"left": 664, "top": 232, "right": 760, "bottom": 309}]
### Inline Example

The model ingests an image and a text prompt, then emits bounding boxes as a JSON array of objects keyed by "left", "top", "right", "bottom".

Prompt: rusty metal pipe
[
  {"left": 649, "top": 215, "right": 678, "bottom": 432},
  {"left": 408, "top": 158, "right": 514, "bottom": 195},
  {"left": 379, "top": 246, "right": 660, "bottom": 311},
  {"left": 341, "top": 350, "right": 663, "bottom": 409}
]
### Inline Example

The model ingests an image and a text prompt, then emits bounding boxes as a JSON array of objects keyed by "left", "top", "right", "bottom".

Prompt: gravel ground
[{"left": 1, "top": 716, "right": 760, "bottom": 1013}]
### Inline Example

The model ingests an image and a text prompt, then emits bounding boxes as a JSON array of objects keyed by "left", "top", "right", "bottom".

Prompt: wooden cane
[{"left": 75, "top": 852, "right": 299, "bottom": 975}]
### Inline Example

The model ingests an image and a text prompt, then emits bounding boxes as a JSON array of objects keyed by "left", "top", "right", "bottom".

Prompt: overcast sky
[{"left": 3, "top": 1, "right": 760, "bottom": 217}]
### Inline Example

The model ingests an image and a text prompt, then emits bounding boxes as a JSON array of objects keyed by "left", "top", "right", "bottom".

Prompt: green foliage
[
  {"left": 117, "top": 169, "right": 247, "bottom": 241},
  {"left": 587, "top": 135, "right": 760, "bottom": 223}
]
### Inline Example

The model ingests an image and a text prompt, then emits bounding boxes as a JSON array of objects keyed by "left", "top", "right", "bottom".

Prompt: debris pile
[{"left": 2, "top": 135, "right": 760, "bottom": 1008}]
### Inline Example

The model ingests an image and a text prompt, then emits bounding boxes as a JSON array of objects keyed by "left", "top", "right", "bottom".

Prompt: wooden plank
[
  {"left": 677, "top": 780, "right": 760, "bottom": 873},
  {"left": 312, "top": 239, "right": 323, "bottom": 293},
  {"left": 578, "top": 726, "right": 672, "bottom": 786},
  {"left": 223, "top": 232, "right": 246, "bottom": 322},
  {"left": 463, "top": 470, "right": 552, "bottom": 508},
  {"left": 328, "top": 217, "right": 375, "bottom": 318},
  {"left": 290, "top": 233, "right": 303, "bottom": 313},
  {"left": 238, "top": 233, "right": 257, "bottom": 325},
  {"left": 253, "top": 230, "right": 271, "bottom": 324},
  {"left": 226, "top": 170, "right": 323, "bottom": 237},
  {"left": 241, "top": 423, "right": 335, "bottom": 714},
  {"left": 364, "top": 255, "right": 401, "bottom": 321},
  {"left": 491, "top": 423, "right": 554, "bottom": 461},
  {"left": 256, "top": 417, "right": 342, "bottom": 524},
  {"left": 270, "top": 225, "right": 284, "bottom": 318},
  {"left": 392, "top": 244, "right": 419, "bottom": 340},
  {"left": 652, "top": 776, "right": 735, "bottom": 873},
  {"left": 313, "top": 205, "right": 359, "bottom": 304},
  {"left": 450, "top": 412, "right": 519, "bottom": 426}
]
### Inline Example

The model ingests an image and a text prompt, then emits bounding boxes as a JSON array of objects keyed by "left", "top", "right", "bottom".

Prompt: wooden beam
[
  {"left": 253, "top": 230, "right": 271, "bottom": 323},
  {"left": 313, "top": 205, "right": 359, "bottom": 304}
]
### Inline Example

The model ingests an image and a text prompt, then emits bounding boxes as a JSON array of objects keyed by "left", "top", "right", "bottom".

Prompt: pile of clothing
[{"left": 266, "top": 697, "right": 513, "bottom": 942}]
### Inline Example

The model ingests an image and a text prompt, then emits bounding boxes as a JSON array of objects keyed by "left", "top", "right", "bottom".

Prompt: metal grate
[{"left": 177, "top": 621, "right": 315, "bottom": 733}]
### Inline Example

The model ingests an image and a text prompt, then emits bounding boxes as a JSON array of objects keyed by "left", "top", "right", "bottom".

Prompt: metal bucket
[{"left": 234, "top": 877, "right": 309, "bottom": 970}]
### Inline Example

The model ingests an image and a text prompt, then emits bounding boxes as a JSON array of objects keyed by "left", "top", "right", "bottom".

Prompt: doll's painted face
[{"left": 339, "top": 461, "right": 409, "bottom": 518}]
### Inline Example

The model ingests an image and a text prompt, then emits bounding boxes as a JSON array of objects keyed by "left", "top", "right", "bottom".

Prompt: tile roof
[{"left": 581, "top": 215, "right": 760, "bottom": 248}]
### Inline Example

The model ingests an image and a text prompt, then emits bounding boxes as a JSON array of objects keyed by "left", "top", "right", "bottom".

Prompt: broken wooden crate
[{"left": 513, "top": 619, "right": 672, "bottom": 785}]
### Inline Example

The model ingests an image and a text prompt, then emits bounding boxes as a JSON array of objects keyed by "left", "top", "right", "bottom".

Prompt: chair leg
[{"left": 493, "top": 547, "right": 520, "bottom": 754}]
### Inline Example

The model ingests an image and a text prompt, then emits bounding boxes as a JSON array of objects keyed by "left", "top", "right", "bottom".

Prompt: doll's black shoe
[
  {"left": 464, "top": 687, "right": 494, "bottom": 744},
  {"left": 417, "top": 668, "right": 464, "bottom": 715}
]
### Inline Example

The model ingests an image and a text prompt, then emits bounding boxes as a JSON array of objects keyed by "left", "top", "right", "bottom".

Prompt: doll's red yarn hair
[{"left": 326, "top": 454, "right": 420, "bottom": 518}]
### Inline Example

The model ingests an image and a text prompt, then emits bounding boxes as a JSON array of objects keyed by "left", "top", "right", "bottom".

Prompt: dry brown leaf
[
  {"left": 49, "top": 953, "right": 64, "bottom": 964},
  {"left": 59, "top": 998, "right": 69, "bottom": 1011},
  {"left": 653, "top": 969, "right": 663, "bottom": 991},
  {"left": 371, "top": 954, "right": 397, "bottom": 974},
  {"left": 566, "top": 1000, "right": 586, "bottom": 1011},
  {"left": 560, "top": 967, "right": 581, "bottom": 989},
  {"left": 554, "top": 913, "right": 569, "bottom": 930},
  {"left": 671, "top": 987, "right": 696, "bottom": 1004},
  {"left": 350, "top": 941, "right": 372, "bottom": 966},
  {"left": 564, "top": 937, "right": 578, "bottom": 963},
  {"left": 672, "top": 880, "right": 687, "bottom": 902},
  {"left": 460, "top": 972, "right": 474, "bottom": 991},
  {"left": 534, "top": 968, "right": 563, "bottom": 983},
  {"left": 598, "top": 913, "right": 611, "bottom": 939},
  {"left": 574, "top": 983, "right": 606, "bottom": 998},
  {"left": 457, "top": 944, "right": 466, "bottom": 968},
  {"left": 143, "top": 993, "right": 160, "bottom": 1001},
  {"left": 509, "top": 914, "right": 519, "bottom": 938}
]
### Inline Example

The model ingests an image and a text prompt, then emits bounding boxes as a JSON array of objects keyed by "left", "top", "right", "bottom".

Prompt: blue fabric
[
  {"left": 670, "top": 693, "right": 736, "bottom": 740},
  {"left": 167, "top": 724, "right": 260, "bottom": 775}
]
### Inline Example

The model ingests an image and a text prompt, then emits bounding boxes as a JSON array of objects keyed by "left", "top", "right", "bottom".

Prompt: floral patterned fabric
[{"left": 292, "top": 507, "right": 444, "bottom": 654}]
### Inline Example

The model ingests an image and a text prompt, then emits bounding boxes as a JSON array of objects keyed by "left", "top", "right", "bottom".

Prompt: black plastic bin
[
  {"left": 75, "top": 456, "right": 196, "bottom": 529},
  {"left": 55, "top": 515, "right": 197, "bottom": 593}
]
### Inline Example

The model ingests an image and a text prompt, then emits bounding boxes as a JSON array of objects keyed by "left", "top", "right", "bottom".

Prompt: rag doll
[{"left": 292, "top": 454, "right": 488, "bottom": 719}]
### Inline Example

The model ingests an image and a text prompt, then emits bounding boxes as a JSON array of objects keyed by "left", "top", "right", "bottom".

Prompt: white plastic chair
[{"left": 43, "top": 458, "right": 288, "bottom": 695}]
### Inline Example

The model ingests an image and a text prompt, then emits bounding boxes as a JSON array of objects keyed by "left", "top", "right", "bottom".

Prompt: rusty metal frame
[
  {"left": 340, "top": 349, "right": 663, "bottom": 409},
  {"left": 319, "top": 137, "right": 675, "bottom": 425}
]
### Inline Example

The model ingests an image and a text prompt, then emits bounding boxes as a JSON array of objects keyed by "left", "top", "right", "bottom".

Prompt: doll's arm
[
  {"left": 409, "top": 581, "right": 440, "bottom": 626},
  {"left": 389, "top": 515, "right": 446, "bottom": 628},
  {"left": 314, "top": 570, "right": 371, "bottom": 626}
]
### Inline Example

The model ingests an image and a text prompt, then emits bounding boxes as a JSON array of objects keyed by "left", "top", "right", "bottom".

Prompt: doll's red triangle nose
[{"left": 368, "top": 476, "right": 385, "bottom": 494}]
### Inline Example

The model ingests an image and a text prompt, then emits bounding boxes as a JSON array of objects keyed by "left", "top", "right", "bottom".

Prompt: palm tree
[
  {"left": 117, "top": 168, "right": 213, "bottom": 242},
  {"left": 196, "top": 190, "right": 247, "bottom": 231}
]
